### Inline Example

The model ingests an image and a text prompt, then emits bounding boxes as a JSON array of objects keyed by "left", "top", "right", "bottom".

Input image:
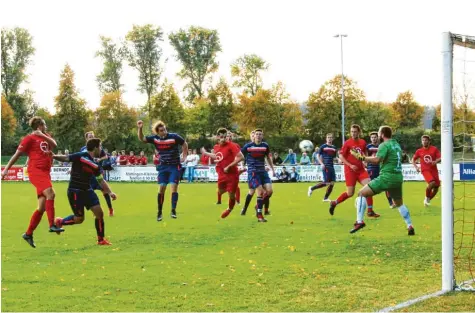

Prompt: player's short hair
[
  {"left": 326, "top": 133, "right": 333, "bottom": 137},
  {"left": 350, "top": 124, "right": 361, "bottom": 133},
  {"left": 370, "top": 131, "right": 378, "bottom": 137},
  {"left": 29, "top": 116, "right": 44, "bottom": 130},
  {"left": 421, "top": 135, "right": 431, "bottom": 141},
  {"left": 86, "top": 138, "right": 101, "bottom": 151},
  {"left": 84, "top": 131, "right": 95, "bottom": 140},
  {"left": 379, "top": 126, "right": 392, "bottom": 139},
  {"left": 216, "top": 128, "right": 228, "bottom": 136},
  {"left": 153, "top": 120, "right": 166, "bottom": 134},
  {"left": 254, "top": 128, "right": 263, "bottom": 133}
]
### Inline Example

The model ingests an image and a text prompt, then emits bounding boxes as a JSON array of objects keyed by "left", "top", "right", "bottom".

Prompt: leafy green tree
[
  {"left": 149, "top": 81, "right": 186, "bottom": 134},
  {"left": 95, "top": 36, "right": 125, "bottom": 93},
  {"left": 208, "top": 78, "right": 235, "bottom": 133},
  {"left": 169, "top": 26, "right": 221, "bottom": 101},
  {"left": 231, "top": 54, "right": 269, "bottom": 96}
]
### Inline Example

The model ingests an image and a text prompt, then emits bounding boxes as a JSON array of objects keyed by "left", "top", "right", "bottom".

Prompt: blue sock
[
  {"left": 171, "top": 192, "right": 178, "bottom": 210},
  {"left": 103, "top": 193, "right": 112, "bottom": 209},
  {"left": 62, "top": 215, "right": 76, "bottom": 225},
  {"left": 256, "top": 197, "right": 263, "bottom": 214}
]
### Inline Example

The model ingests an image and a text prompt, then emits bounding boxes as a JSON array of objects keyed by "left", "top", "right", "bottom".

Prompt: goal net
[{"left": 442, "top": 32, "right": 475, "bottom": 292}]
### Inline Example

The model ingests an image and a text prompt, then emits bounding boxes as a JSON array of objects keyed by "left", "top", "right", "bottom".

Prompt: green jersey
[{"left": 376, "top": 139, "right": 403, "bottom": 175}]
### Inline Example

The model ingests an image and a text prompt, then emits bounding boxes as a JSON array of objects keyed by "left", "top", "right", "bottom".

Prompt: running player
[
  {"left": 308, "top": 133, "right": 337, "bottom": 201},
  {"left": 412, "top": 135, "right": 441, "bottom": 206}
]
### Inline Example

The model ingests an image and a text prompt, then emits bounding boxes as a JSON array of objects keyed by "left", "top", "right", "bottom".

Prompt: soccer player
[
  {"left": 227, "top": 132, "right": 241, "bottom": 204},
  {"left": 1, "top": 116, "right": 64, "bottom": 248},
  {"left": 228, "top": 129, "right": 275, "bottom": 222},
  {"left": 137, "top": 120, "right": 188, "bottom": 221},
  {"left": 53, "top": 138, "right": 117, "bottom": 245},
  {"left": 308, "top": 133, "right": 337, "bottom": 201},
  {"left": 348, "top": 126, "right": 415, "bottom": 235},
  {"left": 81, "top": 132, "right": 114, "bottom": 217},
  {"left": 412, "top": 135, "right": 441, "bottom": 206},
  {"left": 329, "top": 124, "right": 380, "bottom": 218},
  {"left": 201, "top": 128, "right": 242, "bottom": 218},
  {"left": 366, "top": 132, "right": 395, "bottom": 208}
]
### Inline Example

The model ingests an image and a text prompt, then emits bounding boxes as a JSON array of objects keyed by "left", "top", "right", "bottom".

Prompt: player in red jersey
[
  {"left": 202, "top": 128, "right": 242, "bottom": 218},
  {"left": 412, "top": 135, "right": 441, "bottom": 206},
  {"left": 1, "top": 117, "right": 64, "bottom": 248},
  {"left": 137, "top": 151, "right": 148, "bottom": 165},
  {"left": 329, "top": 124, "right": 380, "bottom": 218}
]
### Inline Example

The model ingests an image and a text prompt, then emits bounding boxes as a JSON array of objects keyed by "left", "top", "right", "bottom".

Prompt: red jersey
[
  {"left": 118, "top": 155, "right": 128, "bottom": 165},
  {"left": 413, "top": 146, "right": 441, "bottom": 172},
  {"left": 214, "top": 141, "right": 241, "bottom": 175},
  {"left": 17, "top": 134, "right": 53, "bottom": 172},
  {"left": 137, "top": 156, "right": 148, "bottom": 165},
  {"left": 340, "top": 138, "right": 367, "bottom": 170},
  {"left": 200, "top": 154, "right": 210, "bottom": 165},
  {"left": 128, "top": 155, "right": 137, "bottom": 165}
]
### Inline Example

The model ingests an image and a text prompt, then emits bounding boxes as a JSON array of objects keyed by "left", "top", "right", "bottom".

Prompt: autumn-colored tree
[
  {"left": 231, "top": 54, "right": 269, "bottom": 96},
  {"left": 53, "top": 64, "right": 88, "bottom": 151},
  {"left": 169, "top": 26, "right": 221, "bottom": 101},
  {"left": 270, "top": 82, "right": 303, "bottom": 135},
  {"left": 1, "top": 94, "right": 17, "bottom": 137},
  {"left": 390, "top": 91, "right": 424, "bottom": 129}
]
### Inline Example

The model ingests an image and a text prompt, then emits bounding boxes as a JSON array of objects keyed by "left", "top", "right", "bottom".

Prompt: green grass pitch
[{"left": 1, "top": 181, "right": 474, "bottom": 311}]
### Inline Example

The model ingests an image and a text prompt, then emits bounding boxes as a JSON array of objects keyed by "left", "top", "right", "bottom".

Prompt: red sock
[
  {"left": 26, "top": 210, "right": 44, "bottom": 235},
  {"left": 229, "top": 198, "right": 236, "bottom": 210},
  {"left": 366, "top": 196, "right": 374, "bottom": 211},
  {"left": 336, "top": 192, "right": 349, "bottom": 204},
  {"left": 236, "top": 186, "right": 241, "bottom": 203},
  {"left": 425, "top": 187, "right": 431, "bottom": 198},
  {"left": 45, "top": 199, "right": 55, "bottom": 227},
  {"left": 217, "top": 190, "right": 222, "bottom": 202}
]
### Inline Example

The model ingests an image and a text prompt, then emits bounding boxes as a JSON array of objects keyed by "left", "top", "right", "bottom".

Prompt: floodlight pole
[{"left": 334, "top": 34, "right": 348, "bottom": 146}]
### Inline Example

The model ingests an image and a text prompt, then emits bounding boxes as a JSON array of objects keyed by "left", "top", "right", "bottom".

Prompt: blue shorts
[
  {"left": 157, "top": 164, "right": 181, "bottom": 186},
  {"left": 90, "top": 176, "right": 103, "bottom": 191},
  {"left": 248, "top": 171, "right": 272, "bottom": 189},
  {"left": 322, "top": 166, "right": 336, "bottom": 182},
  {"left": 67, "top": 188, "right": 100, "bottom": 217},
  {"left": 367, "top": 167, "right": 380, "bottom": 180}
]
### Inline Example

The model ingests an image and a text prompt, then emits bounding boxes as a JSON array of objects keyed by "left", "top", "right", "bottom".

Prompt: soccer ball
[
  {"left": 355, "top": 196, "right": 367, "bottom": 211},
  {"left": 299, "top": 140, "right": 314, "bottom": 154}
]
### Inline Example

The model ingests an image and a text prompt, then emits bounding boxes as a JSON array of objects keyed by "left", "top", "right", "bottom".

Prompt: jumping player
[
  {"left": 137, "top": 120, "right": 188, "bottom": 221},
  {"left": 53, "top": 138, "right": 117, "bottom": 245},
  {"left": 1, "top": 116, "right": 64, "bottom": 248}
]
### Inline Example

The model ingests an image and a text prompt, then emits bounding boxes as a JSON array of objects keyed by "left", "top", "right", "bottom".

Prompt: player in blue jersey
[
  {"left": 53, "top": 138, "right": 117, "bottom": 245},
  {"left": 137, "top": 120, "right": 188, "bottom": 221},
  {"left": 366, "top": 132, "right": 395, "bottom": 208},
  {"left": 228, "top": 129, "right": 275, "bottom": 222},
  {"left": 308, "top": 133, "right": 337, "bottom": 201},
  {"left": 81, "top": 131, "right": 115, "bottom": 217}
]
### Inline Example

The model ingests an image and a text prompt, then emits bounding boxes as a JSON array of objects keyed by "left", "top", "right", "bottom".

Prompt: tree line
[{"left": 2, "top": 26, "right": 474, "bottom": 155}]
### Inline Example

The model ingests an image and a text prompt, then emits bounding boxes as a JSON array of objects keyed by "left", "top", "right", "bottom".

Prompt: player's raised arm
[
  {"left": 32, "top": 130, "right": 58, "bottom": 149},
  {"left": 201, "top": 147, "right": 217, "bottom": 159},
  {"left": 137, "top": 120, "right": 148, "bottom": 143}
]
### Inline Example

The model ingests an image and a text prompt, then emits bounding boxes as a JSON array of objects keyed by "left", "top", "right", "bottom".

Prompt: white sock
[
  {"left": 356, "top": 196, "right": 366, "bottom": 223},
  {"left": 398, "top": 204, "right": 413, "bottom": 228}
]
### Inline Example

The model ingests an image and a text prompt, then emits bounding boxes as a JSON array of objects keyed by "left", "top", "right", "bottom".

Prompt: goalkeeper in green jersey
[{"left": 349, "top": 126, "right": 415, "bottom": 236}]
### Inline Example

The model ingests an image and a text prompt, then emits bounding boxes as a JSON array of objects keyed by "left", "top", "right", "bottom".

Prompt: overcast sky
[{"left": 2, "top": 0, "right": 475, "bottom": 112}]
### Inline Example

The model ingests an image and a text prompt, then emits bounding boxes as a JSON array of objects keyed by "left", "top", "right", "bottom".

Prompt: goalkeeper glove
[{"left": 350, "top": 149, "right": 366, "bottom": 161}]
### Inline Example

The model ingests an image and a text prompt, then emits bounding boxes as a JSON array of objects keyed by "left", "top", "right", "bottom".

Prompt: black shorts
[{"left": 67, "top": 188, "right": 100, "bottom": 217}]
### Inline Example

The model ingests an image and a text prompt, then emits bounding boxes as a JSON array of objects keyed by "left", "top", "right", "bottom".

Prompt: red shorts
[
  {"left": 422, "top": 169, "right": 440, "bottom": 186},
  {"left": 344, "top": 168, "right": 370, "bottom": 187},
  {"left": 217, "top": 174, "right": 239, "bottom": 193},
  {"left": 29, "top": 171, "right": 52, "bottom": 196}
]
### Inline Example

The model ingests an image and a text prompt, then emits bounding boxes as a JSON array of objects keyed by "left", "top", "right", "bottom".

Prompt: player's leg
[
  {"left": 322, "top": 167, "right": 336, "bottom": 201},
  {"left": 221, "top": 177, "right": 238, "bottom": 219},
  {"left": 349, "top": 184, "right": 376, "bottom": 233},
  {"left": 235, "top": 184, "right": 241, "bottom": 204},
  {"left": 216, "top": 187, "right": 224, "bottom": 204},
  {"left": 262, "top": 173, "right": 273, "bottom": 215},
  {"left": 55, "top": 189, "right": 86, "bottom": 227},
  {"left": 156, "top": 166, "right": 169, "bottom": 221},
  {"left": 89, "top": 203, "right": 111, "bottom": 245},
  {"left": 169, "top": 165, "right": 181, "bottom": 218},
  {"left": 429, "top": 170, "right": 440, "bottom": 200},
  {"left": 390, "top": 188, "right": 415, "bottom": 236},
  {"left": 422, "top": 171, "right": 435, "bottom": 206},
  {"left": 308, "top": 167, "right": 330, "bottom": 198},
  {"left": 255, "top": 185, "right": 267, "bottom": 222},
  {"left": 22, "top": 196, "right": 47, "bottom": 248},
  {"left": 241, "top": 188, "right": 255, "bottom": 215},
  {"left": 329, "top": 169, "right": 355, "bottom": 215},
  {"left": 359, "top": 171, "right": 379, "bottom": 217}
]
